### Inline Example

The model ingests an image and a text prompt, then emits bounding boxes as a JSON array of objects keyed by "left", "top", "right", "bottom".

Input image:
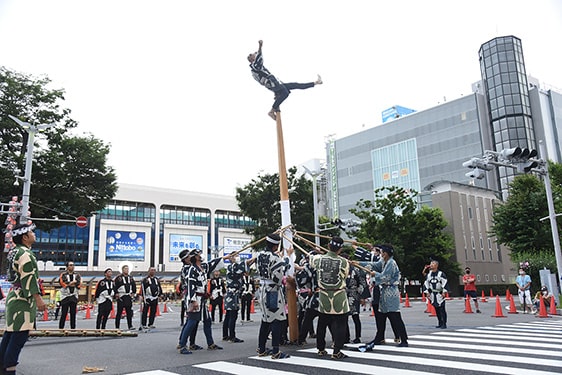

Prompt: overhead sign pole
[{"left": 274, "top": 112, "right": 298, "bottom": 343}]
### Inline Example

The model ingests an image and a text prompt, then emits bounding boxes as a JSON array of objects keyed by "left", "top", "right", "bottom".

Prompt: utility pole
[{"left": 8, "top": 115, "right": 56, "bottom": 224}]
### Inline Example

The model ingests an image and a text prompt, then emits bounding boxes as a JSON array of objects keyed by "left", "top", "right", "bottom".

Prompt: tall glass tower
[{"left": 479, "top": 35, "right": 536, "bottom": 196}]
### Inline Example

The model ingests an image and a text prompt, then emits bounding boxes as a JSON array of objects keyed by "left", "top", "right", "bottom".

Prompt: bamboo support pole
[{"left": 296, "top": 230, "right": 372, "bottom": 247}]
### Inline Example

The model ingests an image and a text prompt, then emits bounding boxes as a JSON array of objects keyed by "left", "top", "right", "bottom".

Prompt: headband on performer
[
  {"left": 10, "top": 223, "right": 36, "bottom": 237},
  {"left": 266, "top": 233, "right": 281, "bottom": 245},
  {"left": 329, "top": 236, "right": 344, "bottom": 250}
]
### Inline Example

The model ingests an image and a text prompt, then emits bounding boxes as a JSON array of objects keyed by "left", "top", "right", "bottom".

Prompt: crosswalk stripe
[
  {"left": 508, "top": 322, "right": 562, "bottom": 330},
  {"left": 193, "top": 361, "right": 305, "bottom": 375},
  {"left": 479, "top": 325, "right": 562, "bottom": 334},
  {"left": 432, "top": 331, "right": 562, "bottom": 343},
  {"left": 125, "top": 371, "right": 180, "bottom": 375},
  {"left": 366, "top": 342, "right": 562, "bottom": 368},
  {"left": 459, "top": 328, "right": 562, "bottom": 338},
  {"left": 414, "top": 334, "right": 561, "bottom": 349},
  {"left": 299, "top": 348, "right": 556, "bottom": 375},
  {"left": 407, "top": 339, "right": 559, "bottom": 357},
  {"left": 251, "top": 353, "right": 441, "bottom": 375}
]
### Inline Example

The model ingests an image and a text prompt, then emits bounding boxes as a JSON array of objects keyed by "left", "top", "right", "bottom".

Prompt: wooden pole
[
  {"left": 274, "top": 111, "right": 298, "bottom": 343},
  {"left": 297, "top": 230, "right": 372, "bottom": 247}
]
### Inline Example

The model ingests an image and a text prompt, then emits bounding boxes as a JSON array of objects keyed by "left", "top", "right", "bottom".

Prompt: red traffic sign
[{"left": 76, "top": 216, "right": 88, "bottom": 228}]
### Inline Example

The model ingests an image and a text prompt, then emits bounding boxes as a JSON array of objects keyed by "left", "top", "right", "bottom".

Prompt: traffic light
[
  {"left": 499, "top": 147, "right": 522, "bottom": 160},
  {"left": 465, "top": 168, "right": 486, "bottom": 179},
  {"left": 518, "top": 159, "right": 540, "bottom": 173}
]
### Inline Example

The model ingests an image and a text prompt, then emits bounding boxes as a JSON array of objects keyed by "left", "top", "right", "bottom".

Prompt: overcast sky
[{"left": 1, "top": 0, "right": 561, "bottom": 196}]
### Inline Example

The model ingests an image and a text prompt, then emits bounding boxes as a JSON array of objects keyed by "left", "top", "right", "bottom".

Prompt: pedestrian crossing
[{"left": 189, "top": 319, "right": 562, "bottom": 375}]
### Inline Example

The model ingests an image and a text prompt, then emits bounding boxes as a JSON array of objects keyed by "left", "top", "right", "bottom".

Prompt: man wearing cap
[
  {"left": 256, "top": 233, "right": 291, "bottom": 359},
  {"left": 360, "top": 244, "right": 408, "bottom": 351},
  {"left": 95, "top": 268, "right": 115, "bottom": 329},
  {"left": 423, "top": 260, "right": 448, "bottom": 328},
  {"left": 310, "top": 236, "right": 350, "bottom": 360},
  {"left": 58, "top": 261, "right": 82, "bottom": 329},
  {"left": 114, "top": 264, "right": 137, "bottom": 330},
  {"left": 0, "top": 222, "right": 46, "bottom": 375},
  {"left": 462, "top": 267, "right": 481, "bottom": 313},
  {"left": 178, "top": 248, "right": 227, "bottom": 354}
]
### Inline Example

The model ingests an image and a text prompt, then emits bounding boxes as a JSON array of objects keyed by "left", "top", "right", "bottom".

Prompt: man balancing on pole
[{"left": 248, "top": 40, "right": 322, "bottom": 120}]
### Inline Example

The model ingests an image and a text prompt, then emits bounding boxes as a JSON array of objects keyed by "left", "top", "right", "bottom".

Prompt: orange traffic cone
[
  {"left": 492, "top": 295, "right": 506, "bottom": 318},
  {"left": 163, "top": 302, "right": 168, "bottom": 313},
  {"left": 463, "top": 295, "right": 473, "bottom": 313},
  {"left": 445, "top": 292, "right": 451, "bottom": 300},
  {"left": 424, "top": 297, "right": 430, "bottom": 313},
  {"left": 480, "top": 290, "right": 488, "bottom": 303},
  {"left": 505, "top": 289, "right": 511, "bottom": 301},
  {"left": 428, "top": 302, "right": 437, "bottom": 317},
  {"left": 43, "top": 309, "right": 49, "bottom": 321},
  {"left": 156, "top": 304, "right": 161, "bottom": 317},
  {"left": 370, "top": 306, "right": 374, "bottom": 316},
  {"left": 421, "top": 293, "right": 426, "bottom": 303},
  {"left": 403, "top": 293, "right": 412, "bottom": 308},
  {"left": 537, "top": 296, "right": 550, "bottom": 318},
  {"left": 399, "top": 294, "right": 403, "bottom": 304},
  {"left": 549, "top": 296, "right": 558, "bottom": 316},
  {"left": 85, "top": 305, "right": 91, "bottom": 319},
  {"left": 250, "top": 299, "right": 255, "bottom": 314},
  {"left": 109, "top": 303, "right": 115, "bottom": 319},
  {"left": 507, "top": 295, "right": 518, "bottom": 314},
  {"left": 489, "top": 288, "right": 494, "bottom": 298}
]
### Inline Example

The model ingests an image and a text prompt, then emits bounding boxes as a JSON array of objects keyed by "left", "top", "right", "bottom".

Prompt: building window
[{"left": 468, "top": 207, "right": 473, "bottom": 220}]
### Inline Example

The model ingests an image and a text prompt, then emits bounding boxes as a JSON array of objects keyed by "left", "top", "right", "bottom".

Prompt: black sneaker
[
  {"left": 257, "top": 348, "right": 272, "bottom": 357},
  {"left": 397, "top": 342, "right": 409, "bottom": 347},
  {"left": 189, "top": 344, "right": 203, "bottom": 351},
  {"left": 271, "top": 351, "right": 290, "bottom": 359},
  {"left": 352, "top": 338, "right": 361, "bottom": 344},
  {"left": 331, "top": 351, "right": 348, "bottom": 360},
  {"left": 317, "top": 349, "right": 328, "bottom": 357},
  {"left": 230, "top": 337, "right": 244, "bottom": 343},
  {"left": 208, "top": 344, "right": 223, "bottom": 350}
]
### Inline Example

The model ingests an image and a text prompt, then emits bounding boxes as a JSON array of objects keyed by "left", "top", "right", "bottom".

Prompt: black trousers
[
  {"left": 115, "top": 296, "right": 134, "bottom": 329},
  {"left": 272, "top": 82, "right": 315, "bottom": 111},
  {"left": 298, "top": 307, "right": 318, "bottom": 343},
  {"left": 258, "top": 319, "right": 282, "bottom": 354},
  {"left": 345, "top": 313, "right": 362, "bottom": 342},
  {"left": 59, "top": 298, "right": 77, "bottom": 329},
  {"left": 141, "top": 299, "right": 158, "bottom": 327},
  {"left": 433, "top": 300, "right": 447, "bottom": 327},
  {"left": 240, "top": 294, "right": 253, "bottom": 321},
  {"left": 211, "top": 297, "right": 223, "bottom": 322},
  {"left": 222, "top": 310, "right": 238, "bottom": 339},
  {"left": 96, "top": 300, "right": 112, "bottom": 329},
  {"left": 316, "top": 313, "right": 347, "bottom": 354},
  {"left": 373, "top": 311, "right": 408, "bottom": 343}
]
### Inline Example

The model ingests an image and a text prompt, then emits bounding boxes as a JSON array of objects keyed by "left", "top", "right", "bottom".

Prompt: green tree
[
  {"left": 236, "top": 166, "right": 314, "bottom": 243},
  {"left": 0, "top": 67, "right": 117, "bottom": 224},
  {"left": 491, "top": 174, "right": 551, "bottom": 254},
  {"left": 350, "top": 186, "right": 458, "bottom": 281}
]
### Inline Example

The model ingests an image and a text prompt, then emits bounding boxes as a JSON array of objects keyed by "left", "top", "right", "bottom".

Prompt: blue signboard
[
  {"left": 169, "top": 234, "right": 202, "bottom": 262},
  {"left": 105, "top": 230, "right": 146, "bottom": 261}
]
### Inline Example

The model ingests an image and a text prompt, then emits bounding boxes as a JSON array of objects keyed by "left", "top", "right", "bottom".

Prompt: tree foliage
[
  {"left": 0, "top": 67, "right": 117, "bottom": 226},
  {"left": 491, "top": 164, "right": 562, "bottom": 257},
  {"left": 350, "top": 186, "right": 458, "bottom": 281},
  {"left": 236, "top": 167, "right": 315, "bottom": 243}
]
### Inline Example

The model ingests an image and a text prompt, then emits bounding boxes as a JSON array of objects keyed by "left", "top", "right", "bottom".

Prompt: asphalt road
[{"left": 10, "top": 297, "right": 562, "bottom": 375}]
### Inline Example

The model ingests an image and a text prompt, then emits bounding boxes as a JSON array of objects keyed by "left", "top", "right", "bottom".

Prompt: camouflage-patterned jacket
[
  {"left": 311, "top": 251, "right": 350, "bottom": 315},
  {"left": 5, "top": 244, "right": 41, "bottom": 331}
]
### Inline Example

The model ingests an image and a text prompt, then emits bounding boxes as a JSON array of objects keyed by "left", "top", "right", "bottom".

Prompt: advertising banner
[
  {"left": 105, "top": 230, "right": 146, "bottom": 261},
  {"left": 223, "top": 237, "right": 252, "bottom": 262},
  {"left": 169, "top": 234, "right": 203, "bottom": 262}
]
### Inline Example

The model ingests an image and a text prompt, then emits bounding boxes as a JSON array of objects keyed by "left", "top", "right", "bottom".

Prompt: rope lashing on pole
[{"left": 225, "top": 224, "right": 293, "bottom": 258}]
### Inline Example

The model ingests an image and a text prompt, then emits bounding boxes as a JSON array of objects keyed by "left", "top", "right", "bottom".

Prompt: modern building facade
[
  {"left": 325, "top": 35, "right": 562, "bottom": 286},
  {"left": 33, "top": 183, "right": 254, "bottom": 275}
]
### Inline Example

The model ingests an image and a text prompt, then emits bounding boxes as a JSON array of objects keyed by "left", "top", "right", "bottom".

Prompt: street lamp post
[
  {"left": 8, "top": 115, "right": 56, "bottom": 224},
  {"left": 539, "top": 141, "right": 562, "bottom": 296},
  {"left": 302, "top": 159, "right": 324, "bottom": 246}
]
